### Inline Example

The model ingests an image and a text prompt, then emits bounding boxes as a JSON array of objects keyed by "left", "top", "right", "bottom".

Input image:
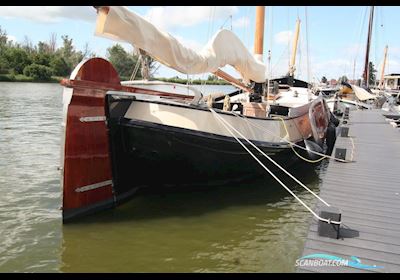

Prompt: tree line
[
  {"left": 0, "top": 25, "right": 227, "bottom": 84},
  {"left": 0, "top": 25, "right": 151, "bottom": 82},
  {"left": 320, "top": 62, "right": 377, "bottom": 86}
]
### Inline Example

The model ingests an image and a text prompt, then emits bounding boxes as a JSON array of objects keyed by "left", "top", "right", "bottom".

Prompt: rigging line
[
  {"left": 244, "top": 7, "right": 249, "bottom": 52},
  {"left": 380, "top": 6, "right": 387, "bottom": 50},
  {"left": 209, "top": 108, "right": 341, "bottom": 225},
  {"left": 220, "top": 14, "right": 232, "bottom": 30},
  {"left": 298, "top": 32, "right": 302, "bottom": 79},
  {"left": 348, "top": 7, "right": 365, "bottom": 77},
  {"left": 288, "top": 7, "right": 291, "bottom": 70},
  {"left": 230, "top": 110, "right": 353, "bottom": 163},
  {"left": 269, "top": 6, "right": 274, "bottom": 78},
  {"left": 200, "top": 7, "right": 214, "bottom": 93},
  {"left": 241, "top": 7, "right": 247, "bottom": 46},
  {"left": 354, "top": 6, "right": 369, "bottom": 79},
  {"left": 277, "top": 116, "right": 327, "bottom": 164},
  {"left": 210, "top": 109, "right": 330, "bottom": 204},
  {"left": 200, "top": 7, "right": 215, "bottom": 91},
  {"left": 130, "top": 54, "right": 142, "bottom": 81},
  {"left": 374, "top": 6, "right": 378, "bottom": 70},
  {"left": 305, "top": 7, "right": 311, "bottom": 85},
  {"left": 271, "top": 44, "right": 290, "bottom": 74}
]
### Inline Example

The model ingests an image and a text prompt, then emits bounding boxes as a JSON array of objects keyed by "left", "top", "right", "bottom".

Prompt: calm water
[{"left": 0, "top": 82, "right": 329, "bottom": 272}]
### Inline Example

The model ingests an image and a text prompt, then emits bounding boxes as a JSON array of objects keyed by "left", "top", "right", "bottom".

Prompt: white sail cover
[
  {"left": 351, "top": 85, "right": 377, "bottom": 101},
  {"left": 95, "top": 6, "right": 267, "bottom": 83}
]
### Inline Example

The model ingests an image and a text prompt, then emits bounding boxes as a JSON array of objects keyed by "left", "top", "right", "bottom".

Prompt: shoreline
[
  {"left": 0, "top": 74, "right": 231, "bottom": 85},
  {"left": 0, "top": 74, "right": 62, "bottom": 83}
]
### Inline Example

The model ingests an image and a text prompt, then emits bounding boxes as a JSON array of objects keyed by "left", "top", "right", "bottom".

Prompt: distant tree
[
  {"left": 0, "top": 26, "right": 7, "bottom": 46},
  {"left": 0, "top": 26, "right": 98, "bottom": 79},
  {"left": 106, "top": 44, "right": 137, "bottom": 78},
  {"left": 32, "top": 52, "right": 53, "bottom": 67},
  {"left": 141, "top": 54, "right": 158, "bottom": 79},
  {"left": 48, "top": 33, "right": 57, "bottom": 53},
  {"left": 368, "top": 61, "right": 377, "bottom": 86},
  {"left": 0, "top": 26, "right": 8, "bottom": 73},
  {"left": 207, "top": 74, "right": 218, "bottom": 81},
  {"left": 81, "top": 42, "right": 97, "bottom": 59},
  {"left": 50, "top": 56, "right": 70, "bottom": 76},
  {"left": 37, "top": 41, "right": 51, "bottom": 54},
  {"left": 23, "top": 63, "right": 53, "bottom": 80},
  {"left": 56, "top": 35, "right": 84, "bottom": 72},
  {"left": 4, "top": 47, "right": 31, "bottom": 74},
  {"left": 60, "top": 35, "right": 73, "bottom": 59},
  {"left": 338, "top": 75, "right": 349, "bottom": 84},
  {"left": 321, "top": 76, "right": 328, "bottom": 84},
  {"left": 22, "top": 35, "right": 35, "bottom": 55}
]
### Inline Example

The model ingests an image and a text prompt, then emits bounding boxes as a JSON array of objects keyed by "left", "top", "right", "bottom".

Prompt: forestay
[{"left": 95, "top": 6, "right": 267, "bottom": 83}]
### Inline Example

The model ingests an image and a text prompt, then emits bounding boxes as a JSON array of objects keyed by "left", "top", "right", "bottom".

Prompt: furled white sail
[
  {"left": 95, "top": 6, "right": 267, "bottom": 83},
  {"left": 351, "top": 85, "right": 377, "bottom": 101}
]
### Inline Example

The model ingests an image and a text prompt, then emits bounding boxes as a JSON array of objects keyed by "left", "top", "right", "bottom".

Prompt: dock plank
[{"left": 297, "top": 109, "right": 400, "bottom": 273}]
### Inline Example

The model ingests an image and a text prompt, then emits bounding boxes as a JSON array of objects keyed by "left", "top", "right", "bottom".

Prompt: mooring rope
[
  {"left": 209, "top": 108, "right": 341, "bottom": 225},
  {"left": 277, "top": 116, "right": 327, "bottom": 163},
  {"left": 228, "top": 111, "right": 354, "bottom": 163}
]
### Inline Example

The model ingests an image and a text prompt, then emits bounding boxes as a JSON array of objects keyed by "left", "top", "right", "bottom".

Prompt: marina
[
  {"left": 298, "top": 109, "right": 400, "bottom": 273},
  {"left": 1, "top": 5, "right": 400, "bottom": 273}
]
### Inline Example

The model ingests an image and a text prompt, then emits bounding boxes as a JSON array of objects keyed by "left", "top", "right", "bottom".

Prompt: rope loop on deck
[{"left": 209, "top": 108, "right": 341, "bottom": 225}]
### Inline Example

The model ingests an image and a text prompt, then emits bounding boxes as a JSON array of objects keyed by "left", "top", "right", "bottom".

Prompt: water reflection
[
  {"left": 0, "top": 83, "right": 63, "bottom": 272},
  {"left": 61, "top": 161, "right": 324, "bottom": 272},
  {"left": 0, "top": 82, "right": 328, "bottom": 272}
]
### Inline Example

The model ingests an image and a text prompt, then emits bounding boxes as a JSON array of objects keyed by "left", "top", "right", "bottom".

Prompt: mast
[
  {"left": 254, "top": 6, "right": 265, "bottom": 62},
  {"left": 250, "top": 6, "right": 265, "bottom": 101},
  {"left": 363, "top": 6, "right": 374, "bottom": 88},
  {"left": 378, "top": 45, "right": 388, "bottom": 89},
  {"left": 289, "top": 18, "right": 301, "bottom": 77}
]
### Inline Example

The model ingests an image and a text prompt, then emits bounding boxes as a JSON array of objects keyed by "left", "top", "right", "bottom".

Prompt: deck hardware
[
  {"left": 318, "top": 206, "right": 341, "bottom": 239},
  {"left": 342, "top": 119, "right": 348, "bottom": 124},
  {"left": 79, "top": 116, "right": 107, "bottom": 122},
  {"left": 75, "top": 180, "right": 113, "bottom": 193},
  {"left": 335, "top": 148, "right": 346, "bottom": 161},
  {"left": 343, "top": 107, "right": 350, "bottom": 120},
  {"left": 340, "top": 126, "right": 349, "bottom": 137}
]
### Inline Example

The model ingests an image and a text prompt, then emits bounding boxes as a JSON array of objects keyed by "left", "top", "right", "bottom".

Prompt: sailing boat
[
  {"left": 327, "top": 6, "right": 386, "bottom": 114},
  {"left": 268, "top": 17, "right": 317, "bottom": 111},
  {"left": 60, "top": 6, "right": 334, "bottom": 222}
]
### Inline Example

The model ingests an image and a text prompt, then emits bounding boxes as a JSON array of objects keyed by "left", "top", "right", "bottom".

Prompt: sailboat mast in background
[
  {"left": 363, "top": 6, "right": 374, "bottom": 88},
  {"left": 250, "top": 6, "right": 266, "bottom": 101},
  {"left": 289, "top": 18, "right": 301, "bottom": 78},
  {"left": 254, "top": 6, "right": 265, "bottom": 62},
  {"left": 378, "top": 45, "right": 388, "bottom": 89}
]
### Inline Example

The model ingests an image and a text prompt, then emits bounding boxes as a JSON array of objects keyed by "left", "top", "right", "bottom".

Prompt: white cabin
[{"left": 383, "top": 74, "right": 400, "bottom": 91}]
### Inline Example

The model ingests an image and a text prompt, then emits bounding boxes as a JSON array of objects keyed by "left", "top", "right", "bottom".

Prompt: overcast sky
[{"left": 0, "top": 6, "right": 399, "bottom": 82}]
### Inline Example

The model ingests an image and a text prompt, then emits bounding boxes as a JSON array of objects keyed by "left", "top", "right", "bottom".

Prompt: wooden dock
[{"left": 297, "top": 109, "right": 400, "bottom": 273}]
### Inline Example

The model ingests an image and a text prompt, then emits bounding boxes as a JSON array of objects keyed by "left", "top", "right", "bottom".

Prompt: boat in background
[
  {"left": 59, "top": 6, "right": 336, "bottom": 222},
  {"left": 326, "top": 6, "right": 388, "bottom": 115},
  {"left": 265, "top": 18, "right": 318, "bottom": 112}
]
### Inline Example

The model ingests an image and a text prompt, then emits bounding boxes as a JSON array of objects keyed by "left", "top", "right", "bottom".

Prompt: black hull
[{"left": 107, "top": 117, "right": 305, "bottom": 201}]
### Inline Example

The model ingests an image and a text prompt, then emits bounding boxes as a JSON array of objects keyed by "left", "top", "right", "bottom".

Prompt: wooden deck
[{"left": 297, "top": 109, "right": 400, "bottom": 273}]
